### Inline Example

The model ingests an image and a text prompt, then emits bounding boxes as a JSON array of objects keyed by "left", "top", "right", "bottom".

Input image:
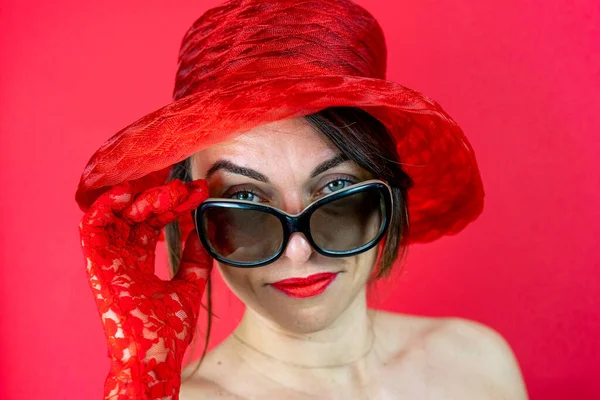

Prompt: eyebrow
[
  {"left": 205, "top": 153, "right": 349, "bottom": 182},
  {"left": 206, "top": 160, "right": 269, "bottom": 182},
  {"left": 309, "top": 153, "right": 349, "bottom": 178}
]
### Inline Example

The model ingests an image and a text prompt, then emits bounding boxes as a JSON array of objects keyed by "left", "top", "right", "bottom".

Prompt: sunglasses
[{"left": 194, "top": 179, "right": 393, "bottom": 268}]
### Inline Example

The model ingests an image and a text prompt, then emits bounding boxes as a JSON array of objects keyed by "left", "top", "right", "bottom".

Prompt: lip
[{"left": 270, "top": 272, "right": 339, "bottom": 299}]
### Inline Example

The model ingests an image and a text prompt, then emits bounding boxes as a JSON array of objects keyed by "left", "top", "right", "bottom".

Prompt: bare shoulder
[
  {"left": 180, "top": 375, "right": 241, "bottom": 400},
  {"left": 179, "top": 343, "right": 246, "bottom": 400},
  {"left": 373, "top": 310, "right": 529, "bottom": 399},
  {"left": 427, "top": 317, "right": 529, "bottom": 399}
]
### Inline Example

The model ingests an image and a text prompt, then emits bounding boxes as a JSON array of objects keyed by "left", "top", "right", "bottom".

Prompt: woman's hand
[{"left": 79, "top": 179, "right": 210, "bottom": 400}]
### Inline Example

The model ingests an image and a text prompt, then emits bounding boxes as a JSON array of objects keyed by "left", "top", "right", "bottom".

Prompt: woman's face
[{"left": 191, "top": 117, "right": 379, "bottom": 333}]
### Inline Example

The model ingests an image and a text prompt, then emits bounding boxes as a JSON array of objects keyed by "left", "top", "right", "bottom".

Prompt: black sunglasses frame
[{"left": 194, "top": 179, "right": 393, "bottom": 268}]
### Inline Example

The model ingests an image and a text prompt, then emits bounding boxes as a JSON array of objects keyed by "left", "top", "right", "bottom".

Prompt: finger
[
  {"left": 155, "top": 180, "right": 208, "bottom": 225},
  {"left": 80, "top": 183, "right": 137, "bottom": 249},
  {"left": 92, "top": 182, "right": 136, "bottom": 214},
  {"left": 174, "top": 230, "right": 212, "bottom": 289},
  {"left": 122, "top": 180, "right": 208, "bottom": 228},
  {"left": 80, "top": 182, "right": 136, "bottom": 229}
]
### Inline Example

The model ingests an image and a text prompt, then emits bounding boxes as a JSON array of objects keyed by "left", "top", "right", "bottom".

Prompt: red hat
[{"left": 75, "top": 0, "right": 484, "bottom": 243}]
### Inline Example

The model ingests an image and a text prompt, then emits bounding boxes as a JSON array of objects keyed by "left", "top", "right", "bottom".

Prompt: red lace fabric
[{"left": 79, "top": 179, "right": 210, "bottom": 399}]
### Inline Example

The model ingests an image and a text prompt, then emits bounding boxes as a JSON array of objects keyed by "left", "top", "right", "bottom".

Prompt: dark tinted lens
[
  {"left": 203, "top": 207, "right": 283, "bottom": 263},
  {"left": 310, "top": 188, "right": 385, "bottom": 252}
]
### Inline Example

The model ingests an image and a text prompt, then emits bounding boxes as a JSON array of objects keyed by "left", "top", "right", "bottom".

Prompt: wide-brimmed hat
[{"left": 75, "top": 0, "right": 484, "bottom": 243}]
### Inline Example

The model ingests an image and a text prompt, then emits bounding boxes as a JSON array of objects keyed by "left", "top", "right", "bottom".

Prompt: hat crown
[{"left": 173, "top": 0, "right": 387, "bottom": 100}]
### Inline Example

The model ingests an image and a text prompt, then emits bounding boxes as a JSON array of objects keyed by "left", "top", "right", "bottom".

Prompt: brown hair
[{"left": 165, "top": 106, "right": 413, "bottom": 374}]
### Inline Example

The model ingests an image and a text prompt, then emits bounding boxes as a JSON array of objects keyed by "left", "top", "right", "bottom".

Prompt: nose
[{"left": 282, "top": 232, "right": 314, "bottom": 264}]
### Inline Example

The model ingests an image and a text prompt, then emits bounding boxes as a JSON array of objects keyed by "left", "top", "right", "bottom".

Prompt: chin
[
  {"left": 253, "top": 272, "right": 364, "bottom": 334},
  {"left": 259, "top": 300, "right": 350, "bottom": 334},
  {"left": 219, "top": 252, "right": 375, "bottom": 334}
]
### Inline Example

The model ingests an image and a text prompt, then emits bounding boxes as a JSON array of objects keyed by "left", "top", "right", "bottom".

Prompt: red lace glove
[{"left": 79, "top": 179, "right": 210, "bottom": 399}]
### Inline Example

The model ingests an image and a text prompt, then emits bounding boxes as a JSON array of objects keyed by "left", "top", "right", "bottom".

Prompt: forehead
[{"left": 192, "top": 117, "right": 340, "bottom": 176}]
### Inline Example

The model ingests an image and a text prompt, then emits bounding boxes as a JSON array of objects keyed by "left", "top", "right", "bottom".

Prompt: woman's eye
[
  {"left": 323, "top": 179, "right": 354, "bottom": 194},
  {"left": 229, "top": 190, "right": 262, "bottom": 202}
]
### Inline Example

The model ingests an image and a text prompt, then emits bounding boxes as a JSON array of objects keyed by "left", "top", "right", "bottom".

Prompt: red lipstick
[{"left": 271, "top": 272, "right": 338, "bottom": 298}]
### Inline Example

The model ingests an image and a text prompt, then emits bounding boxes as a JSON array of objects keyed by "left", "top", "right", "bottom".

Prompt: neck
[{"left": 233, "top": 289, "right": 375, "bottom": 369}]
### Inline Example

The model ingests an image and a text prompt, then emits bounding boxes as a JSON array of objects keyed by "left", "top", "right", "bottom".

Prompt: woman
[{"left": 77, "top": 0, "right": 528, "bottom": 398}]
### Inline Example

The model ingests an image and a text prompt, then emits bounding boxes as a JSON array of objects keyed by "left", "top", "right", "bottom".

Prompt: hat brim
[{"left": 76, "top": 74, "right": 484, "bottom": 243}]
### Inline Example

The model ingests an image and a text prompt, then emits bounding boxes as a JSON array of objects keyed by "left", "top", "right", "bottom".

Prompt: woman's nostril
[{"left": 283, "top": 232, "right": 314, "bottom": 262}]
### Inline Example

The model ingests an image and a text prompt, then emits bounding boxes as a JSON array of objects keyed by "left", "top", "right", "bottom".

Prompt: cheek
[
  {"left": 350, "top": 247, "right": 379, "bottom": 283},
  {"left": 216, "top": 263, "right": 261, "bottom": 302}
]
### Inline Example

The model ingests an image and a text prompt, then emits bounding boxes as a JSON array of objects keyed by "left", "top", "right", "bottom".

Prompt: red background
[{"left": 1, "top": 1, "right": 599, "bottom": 399}]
